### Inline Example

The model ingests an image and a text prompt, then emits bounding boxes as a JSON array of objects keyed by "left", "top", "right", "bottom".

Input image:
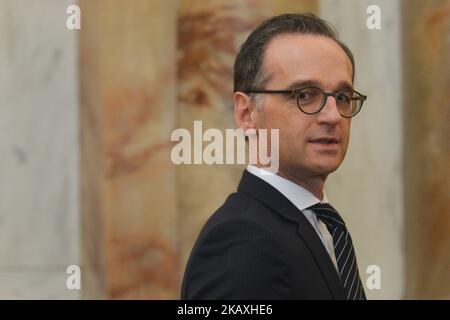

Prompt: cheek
[
  {"left": 339, "top": 123, "right": 351, "bottom": 155},
  {"left": 280, "top": 126, "right": 309, "bottom": 158},
  {"left": 342, "top": 121, "right": 351, "bottom": 143}
]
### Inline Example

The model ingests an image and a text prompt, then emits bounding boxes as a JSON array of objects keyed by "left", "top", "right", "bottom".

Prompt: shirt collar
[{"left": 246, "top": 164, "right": 328, "bottom": 211}]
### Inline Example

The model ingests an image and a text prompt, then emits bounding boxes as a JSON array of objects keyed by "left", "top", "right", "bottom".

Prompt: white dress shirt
[{"left": 246, "top": 165, "right": 338, "bottom": 271}]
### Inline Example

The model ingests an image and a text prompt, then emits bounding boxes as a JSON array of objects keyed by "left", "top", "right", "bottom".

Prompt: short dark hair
[{"left": 233, "top": 13, "right": 355, "bottom": 93}]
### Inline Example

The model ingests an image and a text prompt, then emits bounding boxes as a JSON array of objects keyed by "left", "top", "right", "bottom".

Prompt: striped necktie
[{"left": 308, "top": 203, "right": 366, "bottom": 300}]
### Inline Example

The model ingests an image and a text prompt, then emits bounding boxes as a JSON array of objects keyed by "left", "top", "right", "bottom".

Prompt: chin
[{"left": 313, "top": 162, "right": 341, "bottom": 175}]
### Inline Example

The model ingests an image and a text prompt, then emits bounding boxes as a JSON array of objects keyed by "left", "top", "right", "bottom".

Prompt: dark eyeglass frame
[{"left": 244, "top": 86, "right": 367, "bottom": 118}]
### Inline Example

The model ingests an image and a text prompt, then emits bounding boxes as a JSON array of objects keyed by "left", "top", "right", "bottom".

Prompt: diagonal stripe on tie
[{"left": 308, "top": 202, "right": 367, "bottom": 300}]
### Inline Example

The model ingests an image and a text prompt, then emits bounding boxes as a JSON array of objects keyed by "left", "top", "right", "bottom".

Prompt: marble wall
[
  {"left": 0, "top": 0, "right": 79, "bottom": 299},
  {"left": 79, "top": 0, "right": 179, "bottom": 299},
  {"left": 403, "top": 0, "right": 450, "bottom": 299},
  {"left": 1, "top": 0, "right": 448, "bottom": 300},
  {"left": 320, "top": 0, "right": 405, "bottom": 299}
]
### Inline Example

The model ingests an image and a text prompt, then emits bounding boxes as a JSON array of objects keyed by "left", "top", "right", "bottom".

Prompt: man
[{"left": 181, "top": 13, "right": 368, "bottom": 300}]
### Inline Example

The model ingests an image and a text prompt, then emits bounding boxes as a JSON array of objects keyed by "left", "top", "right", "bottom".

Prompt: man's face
[{"left": 253, "top": 34, "right": 353, "bottom": 181}]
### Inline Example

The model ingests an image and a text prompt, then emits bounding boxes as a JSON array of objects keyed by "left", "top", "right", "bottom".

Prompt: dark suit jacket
[{"left": 181, "top": 170, "right": 346, "bottom": 299}]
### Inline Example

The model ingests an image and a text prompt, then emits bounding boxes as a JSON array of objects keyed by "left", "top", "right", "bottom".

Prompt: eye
[
  {"left": 297, "top": 88, "right": 320, "bottom": 102},
  {"left": 336, "top": 92, "right": 351, "bottom": 104}
]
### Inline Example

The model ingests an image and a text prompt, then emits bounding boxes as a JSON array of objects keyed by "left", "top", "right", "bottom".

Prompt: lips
[{"left": 308, "top": 137, "right": 341, "bottom": 144}]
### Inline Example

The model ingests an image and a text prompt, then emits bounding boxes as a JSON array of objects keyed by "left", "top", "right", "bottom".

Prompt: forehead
[{"left": 262, "top": 34, "right": 353, "bottom": 88}]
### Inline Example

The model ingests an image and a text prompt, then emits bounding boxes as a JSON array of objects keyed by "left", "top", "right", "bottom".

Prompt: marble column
[
  {"left": 403, "top": 0, "right": 450, "bottom": 299},
  {"left": 320, "top": 0, "right": 404, "bottom": 299},
  {"left": 176, "top": 0, "right": 317, "bottom": 293},
  {"left": 0, "top": 0, "right": 79, "bottom": 298},
  {"left": 79, "top": 0, "right": 178, "bottom": 299}
]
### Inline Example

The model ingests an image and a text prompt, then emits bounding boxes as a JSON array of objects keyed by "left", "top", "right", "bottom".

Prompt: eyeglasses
[{"left": 245, "top": 86, "right": 367, "bottom": 118}]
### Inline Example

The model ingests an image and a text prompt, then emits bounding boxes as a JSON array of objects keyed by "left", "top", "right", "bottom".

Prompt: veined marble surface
[
  {"left": 403, "top": 0, "right": 450, "bottom": 299},
  {"left": 0, "top": 0, "right": 79, "bottom": 299},
  {"left": 0, "top": 0, "right": 446, "bottom": 300}
]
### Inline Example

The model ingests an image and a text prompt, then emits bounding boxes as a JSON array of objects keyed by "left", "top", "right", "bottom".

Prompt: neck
[{"left": 254, "top": 164, "right": 327, "bottom": 200}]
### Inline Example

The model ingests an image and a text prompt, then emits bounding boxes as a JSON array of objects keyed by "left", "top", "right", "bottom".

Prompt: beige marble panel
[
  {"left": 79, "top": 0, "right": 178, "bottom": 299},
  {"left": 177, "top": 0, "right": 317, "bottom": 294},
  {"left": 403, "top": 0, "right": 450, "bottom": 299},
  {"left": 0, "top": 0, "right": 80, "bottom": 299},
  {"left": 319, "top": 0, "right": 405, "bottom": 299}
]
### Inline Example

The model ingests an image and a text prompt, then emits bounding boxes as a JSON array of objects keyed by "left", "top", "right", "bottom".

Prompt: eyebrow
[{"left": 286, "top": 80, "right": 354, "bottom": 91}]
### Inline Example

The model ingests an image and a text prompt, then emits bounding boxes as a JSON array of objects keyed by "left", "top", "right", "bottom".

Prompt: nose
[{"left": 316, "top": 95, "right": 342, "bottom": 125}]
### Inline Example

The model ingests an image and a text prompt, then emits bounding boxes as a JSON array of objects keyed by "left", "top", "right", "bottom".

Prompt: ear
[{"left": 233, "top": 91, "right": 258, "bottom": 132}]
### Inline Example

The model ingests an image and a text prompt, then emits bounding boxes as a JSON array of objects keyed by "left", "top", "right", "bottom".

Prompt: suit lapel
[
  {"left": 238, "top": 170, "right": 346, "bottom": 299},
  {"left": 295, "top": 216, "right": 346, "bottom": 299}
]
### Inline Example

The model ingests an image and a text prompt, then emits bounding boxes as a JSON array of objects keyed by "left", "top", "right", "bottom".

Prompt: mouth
[{"left": 308, "top": 137, "right": 341, "bottom": 145}]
